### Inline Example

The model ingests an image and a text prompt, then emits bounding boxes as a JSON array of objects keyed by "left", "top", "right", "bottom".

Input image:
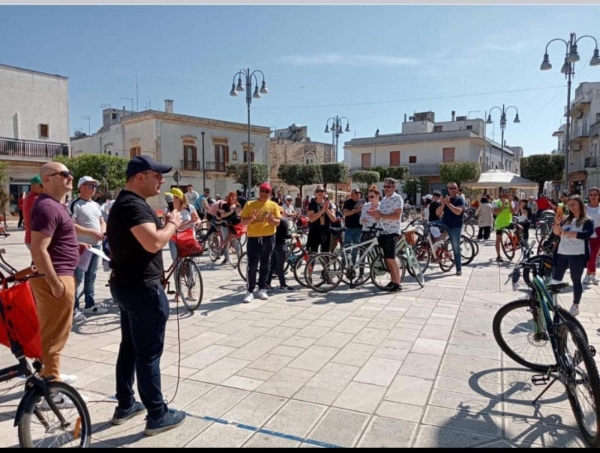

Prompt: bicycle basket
[
  {"left": 230, "top": 223, "right": 247, "bottom": 239},
  {"left": 404, "top": 228, "right": 418, "bottom": 246},
  {"left": 174, "top": 229, "right": 204, "bottom": 258},
  {"left": 0, "top": 281, "right": 43, "bottom": 359}
]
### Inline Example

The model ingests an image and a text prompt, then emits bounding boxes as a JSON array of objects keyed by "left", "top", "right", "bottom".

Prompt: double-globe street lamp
[
  {"left": 229, "top": 69, "right": 269, "bottom": 198},
  {"left": 324, "top": 116, "right": 350, "bottom": 204},
  {"left": 486, "top": 105, "right": 520, "bottom": 171},
  {"left": 540, "top": 33, "right": 600, "bottom": 189}
]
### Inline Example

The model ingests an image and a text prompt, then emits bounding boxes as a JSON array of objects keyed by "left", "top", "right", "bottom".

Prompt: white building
[
  {"left": 71, "top": 100, "right": 272, "bottom": 207},
  {"left": 344, "top": 111, "right": 521, "bottom": 195},
  {"left": 0, "top": 64, "right": 70, "bottom": 215}
]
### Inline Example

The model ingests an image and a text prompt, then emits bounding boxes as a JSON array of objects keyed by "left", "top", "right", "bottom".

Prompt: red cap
[{"left": 259, "top": 182, "right": 272, "bottom": 192}]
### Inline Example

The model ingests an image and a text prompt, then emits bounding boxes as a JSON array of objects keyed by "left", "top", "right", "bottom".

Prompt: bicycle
[
  {"left": 500, "top": 220, "right": 529, "bottom": 261},
  {"left": 161, "top": 242, "right": 204, "bottom": 312},
  {"left": 0, "top": 252, "right": 92, "bottom": 448},
  {"left": 411, "top": 221, "right": 456, "bottom": 273},
  {"left": 207, "top": 222, "right": 243, "bottom": 268},
  {"left": 493, "top": 262, "right": 600, "bottom": 447}
]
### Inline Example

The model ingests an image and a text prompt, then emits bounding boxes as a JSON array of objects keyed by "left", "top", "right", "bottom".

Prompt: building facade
[
  {"left": 344, "top": 111, "right": 521, "bottom": 194},
  {"left": 268, "top": 124, "right": 335, "bottom": 198},
  {"left": 0, "top": 64, "right": 70, "bottom": 215},
  {"left": 71, "top": 101, "right": 272, "bottom": 207}
]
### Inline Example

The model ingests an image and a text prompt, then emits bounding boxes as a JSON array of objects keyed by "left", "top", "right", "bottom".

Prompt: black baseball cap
[
  {"left": 126, "top": 156, "right": 172, "bottom": 178},
  {"left": 562, "top": 190, "right": 571, "bottom": 198}
]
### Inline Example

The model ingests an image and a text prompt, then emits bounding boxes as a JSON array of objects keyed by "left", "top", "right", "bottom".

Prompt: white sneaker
[
  {"left": 243, "top": 292, "right": 254, "bottom": 304},
  {"left": 257, "top": 290, "right": 269, "bottom": 300},
  {"left": 73, "top": 309, "right": 86, "bottom": 322},
  {"left": 570, "top": 305, "right": 580, "bottom": 317},
  {"left": 80, "top": 306, "right": 108, "bottom": 315},
  {"left": 40, "top": 393, "right": 88, "bottom": 410},
  {"left": 61, "top": 374, "right": 77, "bottom": 385},
  {"left": 584, "top": 274, "right": 592, "bottom": 285},
  {"left": 592, "top": 276, "right": 600, "bottom": 286}
]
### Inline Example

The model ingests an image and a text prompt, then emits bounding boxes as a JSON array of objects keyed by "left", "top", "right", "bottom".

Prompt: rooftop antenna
[
  {"left": 100, "top": 103, "right": 111, "bottom": 110},
  {"left": 81, "top": 115, "right": 91, "bottom": 135},
  {"left": 121, "top": 97, "right": 134, "bottom": 113},
  {"left": 136, "top": 73, "right": 139, "bottom": 112}
]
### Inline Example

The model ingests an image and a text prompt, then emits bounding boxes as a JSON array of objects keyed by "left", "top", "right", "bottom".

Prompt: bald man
[{"left": 30, "top": 162, "right": 82, "bottom": 386}]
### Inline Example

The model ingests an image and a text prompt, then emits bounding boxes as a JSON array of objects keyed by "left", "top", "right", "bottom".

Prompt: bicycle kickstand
[{"left": 531, "top": 374, "right": 561, "bottom": 406}]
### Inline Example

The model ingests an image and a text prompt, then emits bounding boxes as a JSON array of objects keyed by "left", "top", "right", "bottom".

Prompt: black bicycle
[{"left": 0, "top": 251, "right": 92, "bottom": 448}]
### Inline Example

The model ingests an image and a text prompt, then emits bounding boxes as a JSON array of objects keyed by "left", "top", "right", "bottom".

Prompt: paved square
[{"left": 1, "top": 229, "right": 599, "bottom": 448}]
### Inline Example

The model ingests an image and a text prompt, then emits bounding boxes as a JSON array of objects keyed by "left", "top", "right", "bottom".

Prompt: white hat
[
  {"left": 77, "top": 176, "right": 100, "bottom": 188},
  {"left": 424, "top": 194, "right": 433, "bottom": 200},
  {"left": 284, "top": 195, "right": 292, "bottom": 200}
]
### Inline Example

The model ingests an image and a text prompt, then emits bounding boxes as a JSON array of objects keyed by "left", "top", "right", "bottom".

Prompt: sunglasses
[
  {"left": 447, "top": 187, "right": 458, "bottom": 190},
  {"left": 86, "top": 185, "right": 99, "bottom": 190},
  {"left": 383, "top": 185, "right": 394, "bottom": 189},
  {"left": 49, "top": 171, "right": 74, "bottom": 179},
  {"left": 259, "top": 189, "right": 270, "bottom": 194},
  {"left": 368, "top": 195, "right": 376, "bottom": 199},
  {"left": 316, "top": 190, "right": 325, "bottom": 193}
]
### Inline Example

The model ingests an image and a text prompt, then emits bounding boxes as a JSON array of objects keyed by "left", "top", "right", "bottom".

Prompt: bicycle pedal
[{"left": 531, "top": 375, "right": 550, "bottom": 386}]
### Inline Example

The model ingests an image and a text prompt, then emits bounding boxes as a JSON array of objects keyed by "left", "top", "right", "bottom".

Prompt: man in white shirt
[{"left": 185, "top": 184, "right": 200, "bottom": 207}]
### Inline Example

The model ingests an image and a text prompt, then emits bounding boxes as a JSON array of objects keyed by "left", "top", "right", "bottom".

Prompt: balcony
[
  {"left": 0, "top": 137, "right": 69, "bottom": 160},
  {"left": 180, "top": 160, "right": 227, "bottom": 173},
  {"left": 407, "top": 163, "right": 440, "bottom": 176},
  {"left": 585, "top": 157, "right": 599, "bottom": 168},
  {"left": 181, "top": 160, "right": 201, "bottom": 171},
  {"left": 205, "top": 161, "right": 227, "bottom": 172}
]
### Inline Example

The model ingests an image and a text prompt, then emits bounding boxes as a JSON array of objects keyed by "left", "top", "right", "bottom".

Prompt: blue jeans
[
  {"left": 446, "top": 226, "right": 463, "bottom": 272},
  {"left": 344, "top": 228, "right": 363, "bottom": 264},
  {"left": 74, "top": 245, "right": 100, "bottom": 309},
  {"left": 247, "top": 236, "right": 275, "bottom": 293},
  {"left": 168, "top": 239, "right": 178, "bottom": 262},
  {"left": 110, "top": 282, "right": 169, "bottom": 420}
]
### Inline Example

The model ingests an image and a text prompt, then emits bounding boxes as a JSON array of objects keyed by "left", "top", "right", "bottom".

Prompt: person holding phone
[
  {"left": 435, "top": 182, "right": 465, "bottom": 276},
  {"left": 343, "top": 189, "right": 364, "bottom": 264},
  {"left": 493, "top": 189, "right": 513, "bottom": 263}
]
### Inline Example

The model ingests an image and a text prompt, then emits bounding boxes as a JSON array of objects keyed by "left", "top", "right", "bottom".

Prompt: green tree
[
  {"left": 320, "top": 163, "right": 350, "bottom": 190},
  {"left": 0, "top": 162, "right": 10, "bottom": 224},
  {"left": 520, "top": 154, "right": 565, "bottom": 194},
  {"left": 439, "top": 162, "right": 481, "bottom": 187},
  {"left": 352, "top": 170, "right": 380, "bottom": 193},
  {"left": 54, "top": 154, "right": 129, "bottom": 192},
  {"left": 385, "top": 166, "right": 409, "bottom": 182},
  {"left": 402, "top": 178, "right": 429, "bottom": 202},
  {"left": 278, "top": 164, "right": 322, "bottom": 197},
  {"left": 227, "top": 163, "right": 269, "bottom": 192}
]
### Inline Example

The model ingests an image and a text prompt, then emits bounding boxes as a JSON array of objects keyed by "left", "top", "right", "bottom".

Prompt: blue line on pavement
[{"left": 197, "top": 415, "right": 343, "bottom": 448}]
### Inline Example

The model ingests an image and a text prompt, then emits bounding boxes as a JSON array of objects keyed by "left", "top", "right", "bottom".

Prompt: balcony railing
[
  {"left": 572, "top": 124, "right": 589, "bottom": 139},
  {"left": 0, "top": 137, "right": 69, "bottom": 159},
  {"left": 180, "top": 160, "right": 227, "bottom": 173},
  {"left": 407, "top": 163, "right": 440, "bottom": 176},
  {"left": 585, "top": 157, "right": 599, "bottom": 168}
]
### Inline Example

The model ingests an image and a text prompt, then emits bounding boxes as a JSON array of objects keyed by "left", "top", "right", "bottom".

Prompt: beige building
[{"left": 269, "top": 124, "right": 334, "bottom": 198}]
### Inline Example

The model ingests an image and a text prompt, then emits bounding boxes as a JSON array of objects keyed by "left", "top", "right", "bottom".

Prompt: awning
[{"left": 462, "top": 170, "right": 538, "bottom": 189}]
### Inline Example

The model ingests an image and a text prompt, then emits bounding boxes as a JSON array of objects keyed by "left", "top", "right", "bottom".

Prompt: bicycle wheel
[
  {"left": 463, "top": 223, "right": 475, "bottom": 239},
  {"left": 18, "top": 381, "right": 92, "bottom": 448},
  {"left": 237, "top": 252, "right": 247, "bottom": 281},
  {"left": 293, "top": 255, "right": 309, "bottom": 288},
  {"left": 195, "top": 227, "right": 209, "bottom": 243},
  {"left": 370, "top": 253, "right": 406, "bottom": 291},
  {"left": 438, "top": 241, "right": 455, "bottom": 272},
  {"left": 208, "top": 233, "right": 221, "bottom": 262},
  {"left": 493, "top": 299, "right": 555, "bottom": 372},
  {"left": 559, "top": 320, "right": 600, "bottom": 447},
  {"left": 227, "top": 237, "right": 242, "bottom": 269},
  {"left": 239, "top": 232, "right": 247, "bottom": 248},
  {"left": 176, "top": 258, "right": 203, "bottom": 312},
  {"left": 413, "top": 242, "right": 431, "bottom": 274},
  {"left": 404, "top": 244, "right": 425, "bottom": 287},
  {"left": 304, "top": 253, "right": 343, "bottom": 293},
  {"left": 501, "top": 231, "right": 516, "bottom": 261}
]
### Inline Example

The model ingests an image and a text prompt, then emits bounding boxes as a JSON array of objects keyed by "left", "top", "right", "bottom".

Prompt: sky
[{"left": 0, "top": 5, "right": 599, "bottom": 158}]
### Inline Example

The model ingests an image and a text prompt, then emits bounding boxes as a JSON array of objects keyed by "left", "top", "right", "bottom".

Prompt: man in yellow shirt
[{"left": 241, "top": 182, "right": 281, "bottom": 303}]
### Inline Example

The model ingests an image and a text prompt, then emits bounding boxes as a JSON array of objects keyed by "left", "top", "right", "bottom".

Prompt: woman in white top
[
  {"left": 552, "top": 195, "right": 594, "bottom": 317},
  {"left": 585, "top": 187, "right": 600, "bottom": 285},
  {"left": 475, "top": 196, "right": 493, "bottom": 241},
  {"left": 164, "top": 189, "right": 199, "bottom": 261},
  {"left": 359, "top": 185, "right": 382, "bottom": 240}
]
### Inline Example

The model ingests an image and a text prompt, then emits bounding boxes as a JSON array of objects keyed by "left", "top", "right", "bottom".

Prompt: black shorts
[
  {"left": 197, "top": 210, "right": 205, "bottom": 220},
  {"left": 378, "top": 233, "right": 399, "bottom": 259},
  {"left": 307, "top": 232, "right": 331, "bottom": 254}
]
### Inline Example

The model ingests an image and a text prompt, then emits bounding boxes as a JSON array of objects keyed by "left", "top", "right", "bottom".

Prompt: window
[
  {"left": 305, "top": 152, "right": 316, "bottom": 165},
  {"left": 232, "top": 150, "right": 238, "bottom": 161},
  {"left": 112, "top": 113, "right": 117, "bottom": 120},
  {"left": 215, "top": 144, "right": 230, "bottom": 164},
  {"left": 434, "top": 125, "right": 443, "bottom": 133},
  {"left": 361, "top": 153, "right": 372, "bottom": 168},
  {"left": 390, "top": 151, "right": 401, "bottom": 166},
  {"left": 129, "top": 146, "right": 141, "bottom": 159},
  {"left": 183, "top": 145, "right": 197, "bottom": 170},
  {"left": 466, "top": 125, "right": 473, "bottom": 130},
  {"left": 442, "top": 147, "right": 455, "bottom": 162},
  {"left": 243, "top": 144, "right": 254, "bottom": 163},
  {"left": 409, "top": 156, "right": 417, "bottom": 164},
  {"left": 40, "top": 124, "right": 49, "bottom": 138}
]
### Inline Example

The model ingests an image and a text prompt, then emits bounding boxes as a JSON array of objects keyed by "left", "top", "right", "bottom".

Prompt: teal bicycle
[{"left": 493, "top": 262, "right": 600, "bottom": 447}]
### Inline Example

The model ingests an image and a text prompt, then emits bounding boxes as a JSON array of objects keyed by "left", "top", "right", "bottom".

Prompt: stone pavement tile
[
  {"left": 446, "top": 344, "right": 502, "bottom": 360},
  {"left": 353, "top": 357, "right": 403, "bottom": 387},
  {"left": 72, "top": 363, "right": 115, "bottom": 388},
  {"left": 293, "top": 386, "right": 340, "bottom": 406},
  {"left": 378, "top": 307, "right": 407, "bottom": 320},
  {"left": 186, "top": 385, "right": 250, "bottom": 419},
  {"left": 280, "top": 335, "right": 318, "bottom": 350},
  {"left": 287, "top": 345, "right": 340, "bottom": 372},
  {"left": 295, "top": 325, "right": 332, "bottom": 339},
  {"left": 419, "top": 325, "right": 453, "bottom": 341},
  {"left": 332, "top": 318, "right": 370, "bottom": 334},
  {"left": 401, "top": 316, "right": 429, "bottom": 326},
  {"left": 215, "top": 326, "right": 271, "bottom": 348},
  {"left": 438, "top": 362, "right": 502, "bottom": 384},
  {"left": 434, "top": 375, "right": 502, "bottom": 400},
  {"left": 256, "top": 367, "right": 315, "bottom": 398},
  {"left": 413, "top": 425, "right": 499, "bottom": 448},
  {"left": 333, "top": 381, "right": 386, "bottom": 414},
  {"left": 266, "top": 325, "right": 303, "bottom": 339},
  {"left": 429, "top": 389, "right": 503, "bottom": 415},
  {"left": 268, "top": 345, "right": 305, "bottom": 358},
  {"left": 79, "top": 349, "right": 116, "bottom": 364},
  {"left": 357, "top": 416, "right": 418, "bottom": 448},
  {"left": 318, "top": 309, "right": 352, "bottom": 323},
  {"left": 177, "top": 325, "right": 215, "bottom": 340},
  {"left": 411, "top": 338, "right": 448, "bottom": 356},
  {"left": 351, "top": 307, "right": 384, "bottom": 319},
  {"left": 169, "top": 332, "right": 229, "bottom": 355},
  {"left": 385, "top": 375, "right": 433, "bottom": 407},
  {"left": 387, "top": 326, "right": 422, "bottom": 342},
  {"left": 235, "top": 367, "right": 275, "bottom": 381},
  {"left": 352, "top": 327, "right": 389, "bottom": 346},
  {"left": 433, "top": 305, "right": 460, "bottom": 316},
  {"left": 294, "top": 312, "right": 322, "bottom": 321},
  {"left": 331, "top": 342, "right": 377, "bottom": 367},
  {"left": 372, "top": 339, "right": 413, "bottom": 362},
  {"left": 397, "top": 353, "right": 443, "bottom": 380},
  {"left": 426, "top": 317, "right": 456, "bottom": 327},
  {"left": 443, "top": 353, "right": 500, "bottom": 370},
  {"left": 367, "top": 317, "right": 400, "bottom": 330},
  {"left": 475, "top": 439, "right": 518, "bottom": 448},
  {"left": 186, "top": 423, "right": 253, "bottom": 448},
  {"left": 503, "top": 417, "right": 586, "bottom": 448},
  {"left": 222, "top": 375, "right": 265, "bottom": 391},
  {"left": 227, "top": 335, "right": 284, "bottom": 361},
  {"left": 448, "top": 335, "right": 500, "bottom": 350},
  {"left": 404, "top": 306, "right": 434, "bottom": 319},
  {"left": 303, "top": 363, "right": 359, "bottom": 393},
  {"left": 421, "top": 406, "right": 503, "bottom": 438},
  {"left": 161, "top": 365, "right": 199, "bottom": 380},
  {"left": 250, "top": 318, "right": 285, "bottom": 329},
  {"left": 375, "top": 401, "right": 424, "bottom": 423},
  {"left": 162, "top": 380, "right": 215, "bottom": 410},
  {"left": 311, "top": 319, "right": 339, "bottom": 328},
  {"left": 126, "top": 414, "right": 213, "bottom": 448},
  {"left": 189, "top": 357, "right": 251, "bottom": 384},
  {"left": 306, "top": 407, "right": 370, "bottom": 448},
  {"left": 248, "top": 353, "right": 294, "bottom": 372},
  {"left": 61, "top": 357, "right": 100, "bottom": 375},
  {"left": 223, "top": 392, "right": 286, "bottom": 427},
  {"left": 180, "top": 345, "right": 236, "bottom": 370},
  {"left": 504, "top": 401, "right": 578, "bottom": 429},
  {"left": 243, "top": 432, "right": 300, "bottom": 448},
  {"left": 315, "top": 331, "right": 354, "bottom": 348},
  {"left": 262, "top": 400, "right": 327, "bottom": 441}
]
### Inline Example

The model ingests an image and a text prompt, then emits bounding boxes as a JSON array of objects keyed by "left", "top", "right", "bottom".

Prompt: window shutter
[{"left": 225, "top": 145, "right": 230, "bottom": 164}]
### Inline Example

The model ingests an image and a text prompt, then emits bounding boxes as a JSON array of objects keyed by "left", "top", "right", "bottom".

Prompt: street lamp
[
  {"left": 324, "top": 116, "right": 350, "bottom": 203},
  {"left": 540, "top": 32, "right": 600, "bottom": 189},
  {"left": 229, "top": 68, "right": 269, "bottom": 198},
  {"left": 485, "top": 105, "right": 520, "bottom": 171}
]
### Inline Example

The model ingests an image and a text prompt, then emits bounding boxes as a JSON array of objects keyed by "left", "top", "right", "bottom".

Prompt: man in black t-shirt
[
  {"left": 343, "top": 189, "right": 363, "bottom": 263},
  {"left": 307, "top": 185, "right": 337, "bottom": 253},
  {"left": 107, "top": 156, "right": 187, "bottom": 436},
  {"left": 428, "top": 191, "right": 442, "bottom": 222}
]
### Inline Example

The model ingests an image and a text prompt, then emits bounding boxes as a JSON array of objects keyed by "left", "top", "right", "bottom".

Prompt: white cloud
[
  {"left": 279, "top": 53, "right": 421, "bottom": 67},
  {"left": 474, "top": 42, "right": 529, "bottom": 53}
]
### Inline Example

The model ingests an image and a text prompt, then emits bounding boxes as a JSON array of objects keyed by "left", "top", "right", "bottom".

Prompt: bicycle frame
[{"left": 338, "top": 235, "right": 381, "bottom": 272}]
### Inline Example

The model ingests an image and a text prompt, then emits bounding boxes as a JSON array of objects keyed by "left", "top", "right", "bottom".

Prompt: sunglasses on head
[{"left": 49, "top": 170, "right": 74, "bottom": 179}]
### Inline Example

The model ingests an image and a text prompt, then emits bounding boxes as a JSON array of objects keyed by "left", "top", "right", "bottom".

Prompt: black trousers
[
  {"left": 246, "top": 235, "right": 276, "bottom": 293},
  {"left": 477, "top": 226, "right": 491, "bottom": 240},
  {"left": 268, "top": 243, "right": 288, "bottom": 287}
]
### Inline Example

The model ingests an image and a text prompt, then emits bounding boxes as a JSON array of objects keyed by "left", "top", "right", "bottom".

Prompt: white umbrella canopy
[{"left": 462, "top": 170, "right": 538, "bottom": 189}]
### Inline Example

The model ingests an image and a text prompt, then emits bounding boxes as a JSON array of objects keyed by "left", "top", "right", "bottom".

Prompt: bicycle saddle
[{"left": 330, "top": 227, "right": 346, "bottom": 234}]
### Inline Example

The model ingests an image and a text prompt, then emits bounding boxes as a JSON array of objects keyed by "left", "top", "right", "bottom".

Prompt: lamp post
[
  {"left": 201, "top": 131, "right": 206, "bottom": 192},
  {"left": 485, "top": 105, "right": 520, "bottom": 171},
  {"left": 324, "top": 116, "right": 350, "bottom": 204},
  {"left": 540, "top": 33, "right": 600, "bottom": 190},
  {"left": 229, "top": 68, "right": 269, "bottom": 199}
]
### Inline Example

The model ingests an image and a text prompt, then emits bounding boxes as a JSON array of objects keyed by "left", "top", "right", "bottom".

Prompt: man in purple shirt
[{"left": 30, "top": 162, "right": 82, "bottom": 384}]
